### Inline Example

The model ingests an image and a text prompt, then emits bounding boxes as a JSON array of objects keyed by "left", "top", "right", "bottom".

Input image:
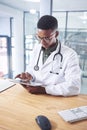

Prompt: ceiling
[
  {"left": 0, "top": 0, "right": 87, "bottom": 17},
  {"left": 0, "top": 0, "right": 40, "bottom": 16}
]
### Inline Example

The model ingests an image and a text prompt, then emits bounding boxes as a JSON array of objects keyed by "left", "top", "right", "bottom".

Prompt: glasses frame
[{"left": 36, "top": 31, "right": 56, "bottom": 42}]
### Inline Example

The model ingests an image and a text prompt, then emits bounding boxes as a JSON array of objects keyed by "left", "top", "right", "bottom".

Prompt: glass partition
[
  {"left": 52, "top": 11, "right": 87, "bottom": 93},
  {"left": 24, "top": 12, "right": 39, "bottom": 70},
  {"left": 52, "top": 12, "right": 67, "bottom": 42},
  {"left": 66, "top": 12, "right": 87, "bottom": 78}
]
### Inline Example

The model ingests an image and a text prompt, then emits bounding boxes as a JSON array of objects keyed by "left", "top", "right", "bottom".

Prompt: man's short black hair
[{"left": 37, "top": 15, "right": 58, "bottom": 30}]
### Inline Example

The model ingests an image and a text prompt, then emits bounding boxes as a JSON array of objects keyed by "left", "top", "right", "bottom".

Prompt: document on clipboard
[
  {"left": 0, "top": 79, "right": 15, "bottom": 92},
  {"left": 58, "top": 106, "right": 87, "bottom": 123}
]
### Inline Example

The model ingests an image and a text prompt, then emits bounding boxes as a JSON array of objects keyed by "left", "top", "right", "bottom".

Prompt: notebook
[
  {"left": 58, "top": 106, "right": 87, "bottom": 123},
  {"left": 0, "top": 79, "right": 15, "bottom": 92}
]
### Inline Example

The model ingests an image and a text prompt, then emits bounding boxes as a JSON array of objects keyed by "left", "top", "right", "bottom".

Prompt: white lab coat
[{"left": 27, "top": 42, "right": 81, "bottom": 96}]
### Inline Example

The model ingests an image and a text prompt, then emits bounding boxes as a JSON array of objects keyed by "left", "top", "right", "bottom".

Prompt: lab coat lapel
[
  {"left": 37, "top": 47, "right": 54, "bottom": 69},
  {"left": 41, "top": 42, "right": 60, "bottom": 69},
  {"left": 39, "top": 43, "right": 60, "bottom": 70},
  {"left": 41, "top": 49, "right": 58, "bottom": 69}
]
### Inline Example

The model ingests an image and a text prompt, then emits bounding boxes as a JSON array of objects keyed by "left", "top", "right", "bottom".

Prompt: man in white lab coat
[{"left": 15, "top": 15, "right": 81, "bottom": 96}]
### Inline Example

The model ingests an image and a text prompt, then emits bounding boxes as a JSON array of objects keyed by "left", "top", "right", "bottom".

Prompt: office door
[{"left": 0, "top": 36, "right": 12, "bottom": 78}]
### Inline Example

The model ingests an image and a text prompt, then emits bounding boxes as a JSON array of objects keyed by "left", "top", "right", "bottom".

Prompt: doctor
[{"left": 15, "top": 15, "right": 81, "bottom": 96}]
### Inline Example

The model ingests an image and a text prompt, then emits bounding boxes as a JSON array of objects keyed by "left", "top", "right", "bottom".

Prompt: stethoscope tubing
[
  {"left": 34, "top": 41, "right": 63, "bottom": 71},
  {"left": 34, "top": 49, "right": 42, "bottom": 71},
  {"left": 53, "top": 41, "right": 63, "bottom": 62}
]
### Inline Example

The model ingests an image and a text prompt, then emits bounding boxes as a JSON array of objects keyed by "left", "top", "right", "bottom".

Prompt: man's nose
[{"left": 40, "top": 38, "right": 46, "bottom": 42}]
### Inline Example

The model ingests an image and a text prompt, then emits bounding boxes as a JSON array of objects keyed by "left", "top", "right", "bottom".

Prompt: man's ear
[{"left": 55, "top": 31, "right": 59, "bottom": 37}]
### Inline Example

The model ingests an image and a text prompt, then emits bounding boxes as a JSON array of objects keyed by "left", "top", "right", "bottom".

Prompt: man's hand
[
  {"left": 15, "top": 72, "right": 32, "bottom": 82},
  {"left": 23, "top": 85, "right": 46, "bottom": 94}
]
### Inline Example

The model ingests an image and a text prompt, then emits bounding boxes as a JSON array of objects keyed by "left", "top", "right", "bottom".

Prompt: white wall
[
  {"left": 0, "top": 18, "right": 10, "bottom": 36},
  {"left": 0, "top": 4, "right": 24, "bottom": 76},
  {"left": 40, "top": 0, "right": 52, "bottom": 16}
]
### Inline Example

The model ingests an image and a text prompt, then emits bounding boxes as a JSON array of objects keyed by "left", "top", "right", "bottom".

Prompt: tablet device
[{"left": 9, "top": 79, "right": 42, "bottom": 86}]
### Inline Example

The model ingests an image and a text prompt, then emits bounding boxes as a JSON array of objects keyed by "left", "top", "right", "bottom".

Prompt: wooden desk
[{"left": 0, "top": 84, "right": 87, "bottom": 130}]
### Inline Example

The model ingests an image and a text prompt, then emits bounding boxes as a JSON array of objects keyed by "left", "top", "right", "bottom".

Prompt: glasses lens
[{"left": 36, "top": 32, "right": 56, "bottom": 42}]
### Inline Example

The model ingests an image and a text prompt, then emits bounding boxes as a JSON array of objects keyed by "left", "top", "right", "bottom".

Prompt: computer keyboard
[{"left": 58, "top": 106, "right": 87, "bottom": 123}]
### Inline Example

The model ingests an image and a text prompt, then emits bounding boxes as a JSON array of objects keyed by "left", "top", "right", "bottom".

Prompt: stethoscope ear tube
[
  {"left": 53, "top": 41, "right": 62, "bottom": 61},
  {"left": 34, "top": 41, "right": 63, "bottom": 73}
]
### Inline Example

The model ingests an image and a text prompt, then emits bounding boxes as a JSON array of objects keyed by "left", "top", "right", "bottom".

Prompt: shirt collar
[{"left": 41, "top": 39, "right": 58, "bottom": 55}]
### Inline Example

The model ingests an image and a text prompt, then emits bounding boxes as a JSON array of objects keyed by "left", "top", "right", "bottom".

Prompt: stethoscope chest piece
[{"left": 34, "top": 65, "right": 39, "bottom": 71}]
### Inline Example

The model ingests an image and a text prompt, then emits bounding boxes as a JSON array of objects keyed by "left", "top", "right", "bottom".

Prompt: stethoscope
[{"left": 34, "top": 41, "right": 63, "bottom": 74}]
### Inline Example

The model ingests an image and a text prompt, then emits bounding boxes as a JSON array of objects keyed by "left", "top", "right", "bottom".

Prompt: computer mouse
[{"left": 35, "top": 115, "right": 51, "bottom": 130}]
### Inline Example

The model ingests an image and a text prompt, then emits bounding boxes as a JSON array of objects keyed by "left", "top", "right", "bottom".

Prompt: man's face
[{"left": 36, "top": 29, "right": 59, "bottom": 49}]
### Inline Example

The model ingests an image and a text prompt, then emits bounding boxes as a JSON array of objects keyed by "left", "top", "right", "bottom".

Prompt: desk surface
[{"left": 0, "top": 84, "right": 87, "bottom": 130}]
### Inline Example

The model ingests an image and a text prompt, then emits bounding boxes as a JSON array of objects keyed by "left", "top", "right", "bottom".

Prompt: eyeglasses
[{"left": 35, "top": 32, "right": 56, "bottom": 42}]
